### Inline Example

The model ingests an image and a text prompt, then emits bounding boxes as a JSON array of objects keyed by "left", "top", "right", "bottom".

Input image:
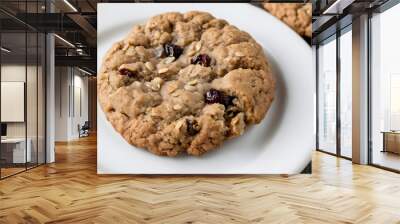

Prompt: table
[
  {"left": 1, "top": 138, "right": 31, "bottom": 164},
  {"left": 381, "top": 131, "right": 400, "bottom": 154}
]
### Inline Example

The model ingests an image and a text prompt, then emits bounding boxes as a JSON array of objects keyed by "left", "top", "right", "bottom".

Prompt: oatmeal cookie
[
  {"left": 98, "top": 11, "right": 275, "bottom": 156},
  {"left": 263, "top": 3, "right": 312, "bottom": 37}
]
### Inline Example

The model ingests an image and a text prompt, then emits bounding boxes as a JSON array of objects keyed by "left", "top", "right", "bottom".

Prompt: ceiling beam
[
  {"left": 67, "top": 13, "right": 96, "bottom": 39},
  {"left": 55, "top": 55, "right": 96, "bottom": 73},
  {"left": 323, "top": 0, "right": 356, "bottom": 14},
  {"left": 13, "top": 13, "right": 82, "bottom": 32}
]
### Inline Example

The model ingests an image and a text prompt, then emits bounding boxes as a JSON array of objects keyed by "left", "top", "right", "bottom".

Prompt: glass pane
[
  {"left": 38, "top": 33, "right": 45, "bottom": 165},
  {"left": 340, "top": 29, "right": 352, "bottom": 158},
  {"left": 318, "top": 37, "right": 337, "bottom": 154},
  {"left": 0, "top": 1, "right": 46, "bottom": 178},
  {"left": 1, "top": 31, "right": 27, "bottom": 177},
  {"left": 27, "top": 31, "right": 38, "bottom": 169},
  {"left": 371, "top": 4, "right": 400, "bottom": 171}
]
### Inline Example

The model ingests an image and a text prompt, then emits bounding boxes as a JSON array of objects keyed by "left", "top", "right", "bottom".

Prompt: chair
[{"left": 78, "top": 121, "right": 90, "bottom": 138}]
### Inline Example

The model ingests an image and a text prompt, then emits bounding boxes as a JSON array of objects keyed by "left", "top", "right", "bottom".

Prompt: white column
[
  {"left": 46, "top": 33, "right": 55, "bottom": 163},
  {"left": 45, "top": 0, "right": 56, "bottom": 163}
]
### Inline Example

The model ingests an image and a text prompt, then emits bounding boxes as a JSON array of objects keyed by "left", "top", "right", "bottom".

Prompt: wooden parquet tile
[{"left": 1, "top": 135, "right": 400, "bottom": 223}]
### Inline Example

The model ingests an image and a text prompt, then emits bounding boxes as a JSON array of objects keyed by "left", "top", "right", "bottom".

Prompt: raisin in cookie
[
  {"left": 98, "top": 11, "right": 275, "bottom": 156},
  {"left": 263, "top": 3, "right": 312, "bottom": 37}
]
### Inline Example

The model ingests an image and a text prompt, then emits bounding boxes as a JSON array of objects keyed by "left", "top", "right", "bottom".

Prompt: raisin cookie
[
  {"left": 263, "top": 3, "right": 312, "bottom": 37},
  {"left": 98, "top": 11, "right": 275, "bottom": 156}
]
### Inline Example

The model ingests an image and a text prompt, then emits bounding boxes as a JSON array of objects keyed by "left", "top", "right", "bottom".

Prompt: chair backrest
[{"left": 82, "top": 121, "right": 90, "bottom": 129}]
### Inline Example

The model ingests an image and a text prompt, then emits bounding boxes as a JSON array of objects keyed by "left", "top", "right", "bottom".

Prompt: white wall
[
  {"left": 1, "top": 63, "right": 46, "bottom": 164},
  {"left": 54, "top": 67, "right": 89, "bottom": 141},
  {"left": 1, "top": 65, "right": 26, "bottom": 138},
  {"left": 1, "top": 65, "right": 39, "bottom": 137},
  {"left": 55, "top": 66, "right": 69, "bottom": 141}
]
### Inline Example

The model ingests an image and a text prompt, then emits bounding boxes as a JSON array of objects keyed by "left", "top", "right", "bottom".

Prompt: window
[
  {"left": 339, "top": 28, "right": 352, "bottom": 158},
  {"left": 370, "top": 2, "right": 400, "bottom": 171},
  {"left": 390, "top": 74, "right": 400, "bottom": 130},
  {"left": 317, "top": 26, "right": 353, "bottom": 159},
  {"left": 318, "top": 36, "right": 337, "bottom": 154}
]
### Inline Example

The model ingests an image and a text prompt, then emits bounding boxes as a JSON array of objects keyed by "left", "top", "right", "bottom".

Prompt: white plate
[{"left": 97, "top": 3, "right": 314, "bottom": 174}]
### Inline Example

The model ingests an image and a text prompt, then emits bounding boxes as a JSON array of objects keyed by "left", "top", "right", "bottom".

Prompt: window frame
[
  {"left": 367, "top": 0, "right": 400, "bottom": 173},
  {"left": 316, "top": 24, "right": 353, "bottom": 161}
]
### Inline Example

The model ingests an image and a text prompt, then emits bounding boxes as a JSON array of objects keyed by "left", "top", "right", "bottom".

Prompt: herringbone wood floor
[{"left": 0, "top": 135, "right": 400, "bottom": 224}]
